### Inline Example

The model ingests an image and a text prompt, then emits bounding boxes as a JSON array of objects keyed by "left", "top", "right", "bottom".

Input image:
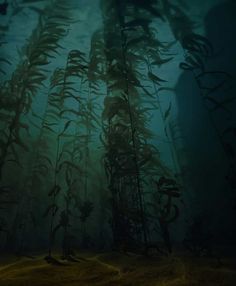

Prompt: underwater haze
[{"left": 0, "top": 0, "right": 236, "bottom": 285}]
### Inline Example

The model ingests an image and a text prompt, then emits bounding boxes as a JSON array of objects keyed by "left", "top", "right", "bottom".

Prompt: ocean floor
[{"left": 0, "top": 252, "right": 235, "bottom": 286}]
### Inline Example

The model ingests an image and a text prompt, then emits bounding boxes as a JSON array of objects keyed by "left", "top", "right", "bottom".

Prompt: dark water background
[{"left": 0, "top": 0, "right": 235, "bottom": 255}]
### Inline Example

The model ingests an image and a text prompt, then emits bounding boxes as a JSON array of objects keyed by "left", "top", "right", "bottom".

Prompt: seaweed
[
  {"left": 162, "top": 0, "right": 236, "bottom": 219},
  {"left": 148, "top": 176, "right": 180, "bottom": 254},
  {"left": 1, "top": 0, "right": 75, "bottom": 254},
  {"left": 43, "top": 49, "right": 87, "bottom": 259},
  {"left": 99, "top": 0, "right": 177, "bottom": 253},
  {"left": 0, "top": 0, "right": 233, "bottom": 263},
  {"left": 0, "top": 0, "right": 73, "bottom": 180}
]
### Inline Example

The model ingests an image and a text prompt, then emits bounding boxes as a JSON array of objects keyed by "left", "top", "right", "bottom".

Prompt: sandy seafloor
[{"left": 0, "top": 251, "right": 235, "bottom": 286}]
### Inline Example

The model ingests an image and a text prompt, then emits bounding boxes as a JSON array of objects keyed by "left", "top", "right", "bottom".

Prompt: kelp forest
[{"left": 0, "top": 0, "right": 235, "bottom": 285}]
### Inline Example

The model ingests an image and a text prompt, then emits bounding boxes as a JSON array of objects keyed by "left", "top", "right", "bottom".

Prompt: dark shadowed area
[{"left": 0, "top": 0, "right": 235, "bottom": 285}]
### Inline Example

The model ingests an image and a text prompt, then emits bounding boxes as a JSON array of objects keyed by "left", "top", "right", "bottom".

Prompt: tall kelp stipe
[
  {"left": 99, "top": 0, "right": 181, "bottom": 254},
  {"left": 101, "top": 0, "right": 149, "bottom": 251},
  {"left": 42, "top": 49, "right": 88, "bottom": 262},
  {"left": 61, "top": 45, "right": 103, "bottom": 254},
  {"left": 40, "top": 46, "right": 100, "bottom": 262},
  {"left": 127, "top": 13, "right": 184, "bottom": 185},
  {"left": 0, "top": 0, "right": 75, "bottom": 253},
  {"left": 0, "top": 0, "right": 73, "bottom": 180},
  {"left": 56, "top": 49, "right": 97, "bottom": 257},
  {"left": 14, "top": 71, "right": 61, "bottom": 256},
  {"left": 87, "top": 28, "right": 111, "bottom": 248}
]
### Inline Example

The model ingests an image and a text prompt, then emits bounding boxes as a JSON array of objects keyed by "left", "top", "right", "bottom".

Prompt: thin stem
[{"left": 115, "top": 0, "right": 148, "bottom": 246}]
